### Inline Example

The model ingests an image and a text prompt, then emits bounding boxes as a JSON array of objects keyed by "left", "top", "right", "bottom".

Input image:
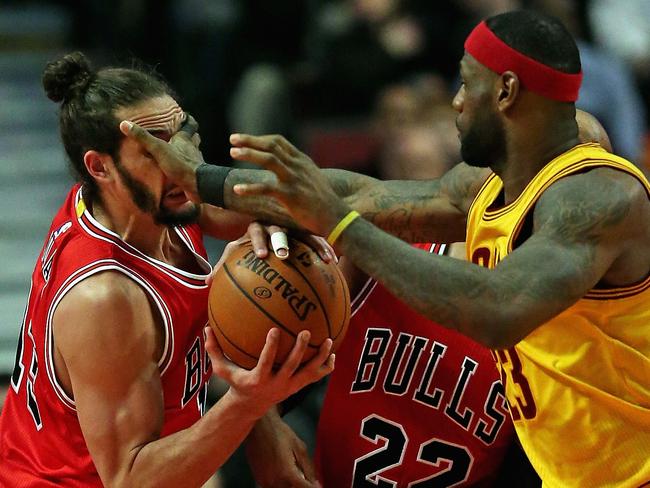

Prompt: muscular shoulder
[
  {"left": 532, "top": 167, "right": 649, "bottom": 286},
  {"left": 54, "top": 271, "right": 160, "bottom": 373},
  {"left": 58, "top": 271, "right": 150, "bottom": 319},
  {"left": 534, "top": 167, "right": 647, "bottom": 242},
  {"left": 440, "top": 163, "right": 491, "bottom": 214}
]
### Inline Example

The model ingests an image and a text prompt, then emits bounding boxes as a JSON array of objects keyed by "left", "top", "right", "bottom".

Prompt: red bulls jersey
[
  {"left": 315, "top": 244, "right": 514, "bottom": 487},
  {"left": 0, "top": 185, "right": 212, "bottom": 487}
]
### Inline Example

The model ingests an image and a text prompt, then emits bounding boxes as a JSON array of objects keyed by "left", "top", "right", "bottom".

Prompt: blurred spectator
[
  {"left": 588, "top": 0, "right": 650, "bottom": 123},
  {"left": 373, "top": 74, "right": 460, "bottom": 179},
  {"left": 527, "top": 0, "right": 647, "bottom": 165},
  {"left": 228, "top": 0, "right": 460, "bottom": 150}
]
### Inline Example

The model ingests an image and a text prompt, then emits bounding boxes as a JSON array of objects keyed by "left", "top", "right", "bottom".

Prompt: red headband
[{"left": 464, "top": 21, "right": 582, "bottom": 102}]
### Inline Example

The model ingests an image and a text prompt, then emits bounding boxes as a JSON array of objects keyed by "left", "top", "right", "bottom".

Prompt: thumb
[{"left": 119, "top": 120, "right": 166, "bottom": 153}]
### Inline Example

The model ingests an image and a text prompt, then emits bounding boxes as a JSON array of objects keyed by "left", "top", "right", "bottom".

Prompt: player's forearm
[
  {"left": 324, "top": 168, "right": 466, "bottom": 242},
  {"left": 216, "top": 166, "right": 465, "bottom": 242},
  {"left": 123, "top": 390, "right": 263, "bottom": 488},
  {"left": 336, "top": 218, "right": 539, "bottom": 349},
  {"left": 220, "top": 168, "right": 300, "bottom": 229}
]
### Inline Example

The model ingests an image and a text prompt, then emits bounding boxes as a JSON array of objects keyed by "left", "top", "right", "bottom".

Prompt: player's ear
[
  {"left": 83, "top": 150, "right": 112, "bottom": 181},
  {"left": 496, "top": 71, "right": 519, "bottom": 112}
]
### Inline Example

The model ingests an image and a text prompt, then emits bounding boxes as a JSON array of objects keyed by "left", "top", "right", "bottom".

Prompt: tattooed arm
[
  {"left": 333, "top": 168, "right": 646, "bottom": 348},
  {"left": 222, "top": 160, "right": 489, "bottom": 243}
]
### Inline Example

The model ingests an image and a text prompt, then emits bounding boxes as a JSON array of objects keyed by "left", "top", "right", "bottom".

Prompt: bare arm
[
  {"left": 118, "top": 123, "right": 486, "bottom": 242},
  {"left": 228, "top": 133, "right": 646, "bottom": 349},
  {"left": 198, "top": 204, "right": 254, "bottom": 241},
  {"left": 334, "top": 169, "right": 643, "bottom": 348},
  {"left": 223, "top": 144, "right": 488, "bottom": 243},
  {"left": 323, "top": 163, "right": 488, "bottom": 242},
  {"left": 54, "top": 272, "right": 333, "bottom": 488}
]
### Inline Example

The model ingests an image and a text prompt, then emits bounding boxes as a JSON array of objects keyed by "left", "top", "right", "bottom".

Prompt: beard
[
  {"left": 459, "top": 112, "right": 506, "bottom": 169},
  {"left": 114, "top": 161, "right": 200, "bottom": 227}
]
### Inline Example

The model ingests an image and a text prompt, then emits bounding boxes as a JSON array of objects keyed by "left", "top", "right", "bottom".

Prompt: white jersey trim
[
  {"left": 350, "top": 243, "right": 446, "bottom": 317},
  {"left": 44, "top": 259, "right": 174, "bottom": 412},
  {"left": 74, "top": 188, "right": 211, "bottom": 288}
]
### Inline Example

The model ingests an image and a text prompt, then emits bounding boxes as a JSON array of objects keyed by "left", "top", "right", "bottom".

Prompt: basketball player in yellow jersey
[{"left": 121, "top": 10, "right": 649, "bottom": 487}]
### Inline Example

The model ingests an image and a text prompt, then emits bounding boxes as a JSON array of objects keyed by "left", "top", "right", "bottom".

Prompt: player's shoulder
[
  {"left": 73, "top": 270, "right": 148, "bottom": 304},
  {"left": 440, "top": 163, "right": 492, "bottom": 212},
  {"left": 53, "top": 270, "right": 158, "bottom": 357},
  {"left": 534, "top": 167, "right": 648, "bottom": 239},
  {"left": 55, "top": 271, "right": 151, "bottom": 329}
]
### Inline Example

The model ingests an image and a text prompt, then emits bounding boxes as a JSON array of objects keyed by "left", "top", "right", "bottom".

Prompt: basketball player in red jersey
[
  {"left": 312, "top": 243, "right": 519, "bottom": 487},
  {"left": 0, "top": 52, "right": 334, "bottom": 488}
]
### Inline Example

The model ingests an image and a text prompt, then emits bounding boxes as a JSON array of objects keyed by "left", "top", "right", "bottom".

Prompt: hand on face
[
  {"left": 229, "top": 134, "right": 352, "bottom": 237},
  {"left": 204, "top": 326, "right": 334, "bottom": 420},
  {"left": 119, "top": 115, "right": 204, "bottom": 202}
]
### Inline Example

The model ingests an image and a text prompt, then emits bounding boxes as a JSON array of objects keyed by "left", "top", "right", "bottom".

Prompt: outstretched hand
[
  {"left": 229, "top": 134, "right": 352, "bottom": 238},
  {"left": 119, "top": 116, "right": 204, "bottom": 201},
  {"left": 205, "top": 326, "right": 334, "bottom": 420}
]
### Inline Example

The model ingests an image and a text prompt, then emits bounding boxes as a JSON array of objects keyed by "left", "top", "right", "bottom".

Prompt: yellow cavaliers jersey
[{"left": 466, "top": 143, "right": 650, "bottom": 487}]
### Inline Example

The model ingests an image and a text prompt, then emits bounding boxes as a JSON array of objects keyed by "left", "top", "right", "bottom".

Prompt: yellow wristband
[{"left": 327, "top": 210, "right": 361, "bottom": 245}]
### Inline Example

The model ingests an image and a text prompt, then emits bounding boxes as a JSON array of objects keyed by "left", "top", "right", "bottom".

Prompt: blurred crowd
[
  {"left": 5, "top": 0, "right": 650, "bottom": 485},
  {"left": 40, "top": 0, "right": 650, "bottom": 178}
]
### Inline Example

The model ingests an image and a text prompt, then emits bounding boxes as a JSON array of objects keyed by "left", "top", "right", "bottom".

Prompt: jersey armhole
[{"left": 44, "top": 260, "right": 174, "bottom": 411}]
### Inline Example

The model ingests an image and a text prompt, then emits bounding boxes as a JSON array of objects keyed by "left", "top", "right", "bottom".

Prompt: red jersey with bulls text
[
  {"left": 0, "top": 185, "right": 212, "bottom": 487},
  {"left": 315, "top": 243, "right": 514, "bottom": 487}
]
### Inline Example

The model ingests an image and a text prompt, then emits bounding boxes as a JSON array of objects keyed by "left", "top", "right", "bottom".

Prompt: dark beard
[
  {"left": 460, "top": 115, "right": 506, "bottom": 169},
  {"left": 114, "top": 160, "right": 200, "bottom": 227}
]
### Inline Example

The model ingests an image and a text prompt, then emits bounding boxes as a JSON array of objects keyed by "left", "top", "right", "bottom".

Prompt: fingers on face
[
  {"left": 232, "top": 182, "right": 277, "bottom": 197},
  {"left": 179, "top": 114, "right": 199, "bottom": 137},
  {"left": 120, "top": 121, "right": 163, "bottom": 151}
]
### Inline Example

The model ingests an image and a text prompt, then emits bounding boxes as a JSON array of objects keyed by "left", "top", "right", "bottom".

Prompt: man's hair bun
[{"left": 42, "top": 51, "right": 94, "bottom": 103}]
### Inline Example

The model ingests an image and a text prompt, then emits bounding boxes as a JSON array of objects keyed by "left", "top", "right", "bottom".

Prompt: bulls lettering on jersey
[
  {"left": 0, "top": 185, "right": 213, "bottom": 487},
  {"left": 315, "top": 244, "right": 514, "bottom": 487}
]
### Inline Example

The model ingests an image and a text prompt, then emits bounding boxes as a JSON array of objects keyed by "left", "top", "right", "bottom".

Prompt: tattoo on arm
[
  {"left": 221, "top": 163, "right": 487, "bottom": 242},
  {"left": 333, "top": 169, "right": 636, "bottom": 348},
  {"left": 222, "top": 168, "right": 300, "bottom": 229}
]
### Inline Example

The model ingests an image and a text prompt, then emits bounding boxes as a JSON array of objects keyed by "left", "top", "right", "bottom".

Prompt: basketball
[{"left": 208, "top": 237, "right": 350, "bottom": 369}]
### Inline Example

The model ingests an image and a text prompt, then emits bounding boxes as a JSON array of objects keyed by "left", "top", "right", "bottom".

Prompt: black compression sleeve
[{"left": 196, "top": 163, "right": 233, "bottom": 208}]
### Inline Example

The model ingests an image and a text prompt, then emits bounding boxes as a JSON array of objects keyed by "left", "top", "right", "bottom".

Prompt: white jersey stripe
[{"left": 44, "top": 260, "right": 174, "bottom": 411}]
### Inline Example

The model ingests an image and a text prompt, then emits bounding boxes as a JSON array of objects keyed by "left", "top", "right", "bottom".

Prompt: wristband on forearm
[
  {"left": 196, "top": 163, "right": 234, "bottom": 207},
  {"left": 327, "top": 210, "right": 361, "bottom": 245}
]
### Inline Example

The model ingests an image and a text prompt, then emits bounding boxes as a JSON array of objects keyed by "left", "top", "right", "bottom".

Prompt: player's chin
[
  {"left": 156, "top": 201, "right": 200, "bottom": 226},
  {"left": 163, "top": 191, "right": 193, "bottom": 207}
]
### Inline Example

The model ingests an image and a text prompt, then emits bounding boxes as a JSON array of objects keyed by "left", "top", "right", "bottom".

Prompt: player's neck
[
  {"left": 91, "top": 198, "right": 174, "bottom": 261},
  {"left": 500, "top": 117, "right": 580, "bottom": 204}
]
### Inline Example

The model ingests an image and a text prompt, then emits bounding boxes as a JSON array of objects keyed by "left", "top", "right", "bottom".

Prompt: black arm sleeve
[{"left": 196, "top": 163, "right": 233, "bottom": 207}]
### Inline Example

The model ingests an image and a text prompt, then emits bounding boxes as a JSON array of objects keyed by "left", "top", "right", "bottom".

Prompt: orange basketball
[{"left": 208, "top": 238, "right": 350, "bottom": 369}]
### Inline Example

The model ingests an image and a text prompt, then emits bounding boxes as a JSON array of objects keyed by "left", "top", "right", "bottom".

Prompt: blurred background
[{"left": 1, "top": 0, "right": 649, "bottom": 485}]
